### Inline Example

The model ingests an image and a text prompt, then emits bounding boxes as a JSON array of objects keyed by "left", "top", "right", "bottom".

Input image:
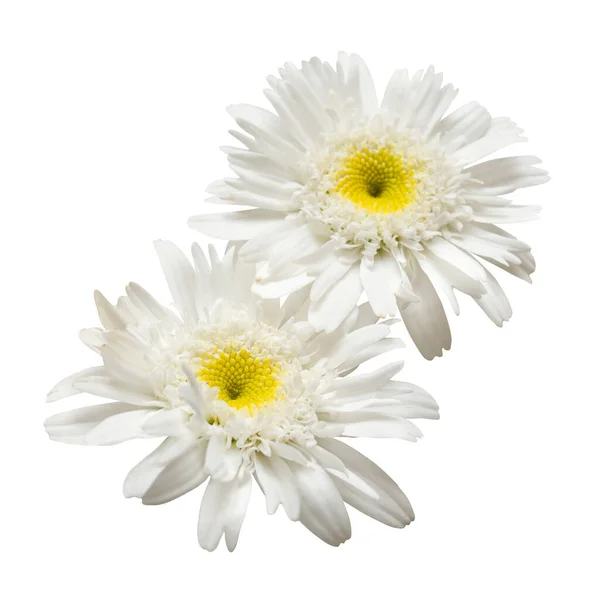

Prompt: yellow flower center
[
  {"left": 333, "top": 146, "right": 419, "bottom": 213},
  {"left": 196, "top": 347, "right": 281, "bottom": 410}
]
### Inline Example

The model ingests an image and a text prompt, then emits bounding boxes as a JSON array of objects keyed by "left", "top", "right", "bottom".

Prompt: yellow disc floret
[
  {"left": 333, "top": 146, "right": 419, "bottom": 213},
  {"left": 196, "top": 347, "right": 281, "bottom": 410}
]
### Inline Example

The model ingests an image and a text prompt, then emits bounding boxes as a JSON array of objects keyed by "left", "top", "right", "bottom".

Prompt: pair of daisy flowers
[{"left": 46, "top": 53, "right": 547, "bottom": 550}]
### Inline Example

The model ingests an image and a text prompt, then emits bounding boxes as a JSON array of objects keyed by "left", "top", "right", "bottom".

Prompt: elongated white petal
[
  {"left": 205, "top": 435, "right": 242, "bottom": 482},
  {"left": 426, "top": 236, "right": 487, "bottom": 281},
  {"left": 154, "top": 240, "right": 199, "bottom": 326},
  {"left": 466, "top": 155, "right": 549, "bottom": 195},
  {"left": 336, "top": 337, "right": 405, "bottom": 375},
  {"left": 421, "top": 248, "right": 486, "bottom": 299},
  {"left": 45, "top": 404, "right": 155, "bottom": 445},
  {"left": 260, "top": 224, "right": 323, "bottom": 275},
  {"left": 180, "top": 365, "right": 208, "bottom": 419},
  {"left": 188, "top": 209, "right": 285, "bottom": 240},
  {"left": 433, "top": 101, "right": 491, "bottom": 148},
  {"left": 474, "top": 267, "right": 513, "bottom": 326},
  {"left": 472, "top": 203, "right": 541, "bottom": 224},
  {"left": 79, "top": 328, "right": 104, "bottom": 353},
  {"left": 101, "top": 347, "right": 154, "bottom": 393},
  {"left": 197, "top": 473, "right": 252, "bottom": 552},
  {"left": 279, "top": 285, "right": 311, "bottom": 325},
  {"left": 289, "top": 462, "right": 351, "bottom": 546},
  {"left": 254, "top": 454, "right": 301, "bottom": 520},
  {"left": 253, "top": 272, "right": 314, "bottom": 299},
  {"left": 74, "top": 377, "right": 164, "bottom": 407},
  {"left": 141, "top": 408, "right": 187, "bottom": 437},
  {"left": 326, "top": 323, "right": 390, "bottom": 369},
  {"left": 455, "top": 117, "right": 526, "bottom": 164},
  {"left": 142, "top": 441, "right": 209, "bottom": 505},
  {"left": 123, "top": 437, "right": 195, "bottom": 499},
  {"left": 310, "top": 258, "right": 354, "bottom": 302},
  {"left": 328, "top": 361, "right": 404, "bottom": 397},
  {"left": 238, "top": 219, "right": 299, "bottom": 261},
  {"left": 46, "top": 366, "right": 106, "bottom": 402},
  {"left": 94, "top": 290, "right": 126, "bottom": 330},
  {"left": 308, "top": 262, "right": 362, "bottom": 333},
  {"left": 400, "top": 256, "right": 451, "bottom": 360},
  {"left": 340, "top": 52, "right": 378, "bottom": 115},
  {"left": 319, "top": 410, "right": 423, "bottom": 441},
  {"left": 125, "top": 282, "right": 174, "bottom": 323},
  {"left": 318, "top": 438, "right": 414, "bottom": 526},
  {"left": 360, "top": 254, "right": 401, "bottom": 318}
]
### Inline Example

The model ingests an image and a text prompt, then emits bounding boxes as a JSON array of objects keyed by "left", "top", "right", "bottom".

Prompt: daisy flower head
[
  {"left": 45, "top": 241, "right": 439, "bottom": 550},
  {"left": 189, "top": 53, "right": 549, "bottom": 359}
]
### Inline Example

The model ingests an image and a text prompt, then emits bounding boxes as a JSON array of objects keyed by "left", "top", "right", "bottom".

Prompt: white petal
[
  {"left": 46, "top": 366, "right": 106, "bottom": 402},
  {"left": 320, "top": 410, "right": 422, "bottom": 441},
  {"left": 205, "top": 434, "right": 226, "bottom": 472},
  {"left": 188, "top": 209, "right": 285, "bottom": 240},
  {"left": 374, "top": 382, "right": 439, "bottom": 420},
  {"left": 141, "top": 408, "right": 187, "bottom": 437},
  {"left": 228, "top": 103, "right": 304, "bottom": 165},
  {"left": 74, "top": 376, "right": 164, "bottom": 407},
  {"left": 179, "top": 367, "right": 208, "bottom": 419},
  {"left": 153, "top": 240, "right": 199, "bottom": 326},
  {"left": 399, "top": 255, "right": 451, "bottom": 360},
  {"left": 254, "top": 454, "right": 301, "bottom": 520},
  {"left": 227, "top": 103, "right": 281, "bottom": 136},
  {"left": 455, "top": 117, "right": 525, "bottom": 164},
  {"left": 270, "top": 443, "right": 309, "bottom": 465},
  {"left": 381, "top": 68, "right": 410, "bottom": 117},
  {"left": 328, "top": 382, "right": 439, "bottom": 421},
  {"left": 79, "top": 328, "right": 104, "bottom": 353},
  {"left": 239, "top": 219, "right": 299, "bottom": 262},
  {"left": 253, "top": 272, "right": 314, "bottom": 299},
  {"left": 190, "top": 243, "right": 213, "bottom": 305},
  {"left": 447, "top": 222, "right": 526, "bottom": 265},
  {"left": 336, "top": 337, "right": 405, "bottom": 375},
  {"left": 421, "top": 83, "right": 459, "bottom": 137},
  {"left": 261, "top": 223, "right": 323, "bottom": 274},
  {"left": 433, "top": 101, "right": 491, "bottom": 148},
  {"left": 197, "top": 473, "right": 252, "bottom": 552},
  {"left": 308, "top": 262, "right": 362, "bottom": 333},
  {"left": 279, "top": 286, "right": 311, "bottom": 326},
  {"left": 486, "top": 252, "right": 535, "bottom": 282},
  {"left": 352, "top": 301, "right": 380, "bottom": 330},
  {"left": 360, "top": 254, "right": 401, "bottom": 318},
  {"left": 474, "top": 267, "right": 513, "bottom": 326},
  {"left": 310, "top": 257, "right": 354, "bottom": 302},
  {"left": 426, "top": 237, "right": 487, "bottom": 281},
  {"left": 340, "top": 52, "right": 378, "bottom": 115},
  {"left": 45, "top": 404, "right": 155, "bottom": 445},
  {"left": 318, "top": 438, "right": 414, "bottom": 527},
  {"left": 101, "top": 347, "right": 154, "bottom": 393},
  {"left": 471, "top": 203, "right": 541, "bottom": 224},
  {"left": 142, "top": 441, "right": 209, "bottom": 505},
  {"left": 123, "top": 437, "right": 195, "bottom": 498},
  {"left": 326, "top": 323, "right": 390, "bottom": 370},
  {"left": 289, "top": 462, "right": 351, "bottom": 546},
  {"left": 94, "top": 290, "right": 126, "bottom": 330},
  {"left": 421, "top": 248, "right": 486, "bottom": 299},
  {"left": 466, "top": 155, "right": 549, "bottom": 195},
  {"left": 328, "top": 361, "right": 404, "bottom": 397},
  {"left": 125, "top": 282, "right": 173, "bottom": 323},
  {"left": 205, "top": 435, "right": 243, "bottom": 482}
]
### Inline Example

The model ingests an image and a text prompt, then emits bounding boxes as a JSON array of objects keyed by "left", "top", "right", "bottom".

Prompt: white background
[{"left": 1, "top": 1, "right": 598, "bottom": 598}]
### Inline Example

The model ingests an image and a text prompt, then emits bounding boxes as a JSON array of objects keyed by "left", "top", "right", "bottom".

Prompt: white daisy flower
[
  {"left": 45, "top": 241, "right": 438, "bottom": 550},
  {"left": 189, "top": 53, "right": 549, "bottom": 359}
]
